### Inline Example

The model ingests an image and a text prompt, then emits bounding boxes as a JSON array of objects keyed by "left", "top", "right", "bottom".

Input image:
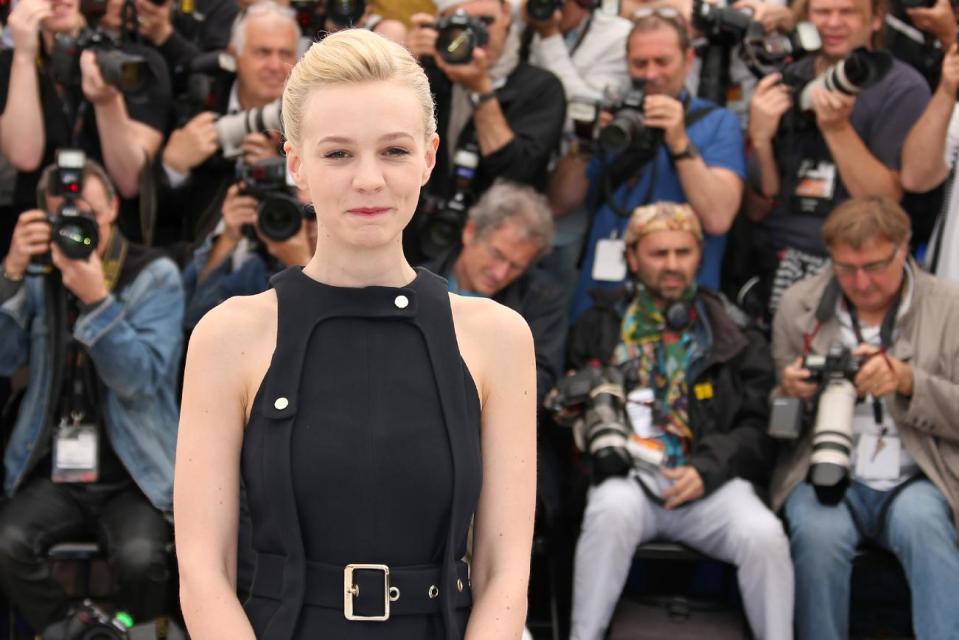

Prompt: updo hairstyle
[{"left": 282, "top": 29, "right": 437, "bottom": 150}]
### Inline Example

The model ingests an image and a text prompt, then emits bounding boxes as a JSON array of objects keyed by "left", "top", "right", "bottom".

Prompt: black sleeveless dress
[{"left": 240, "top": 267, "right": 483, "bottom": 639}]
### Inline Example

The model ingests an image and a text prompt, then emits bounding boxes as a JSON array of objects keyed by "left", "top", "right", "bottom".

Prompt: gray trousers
[{"left": 571, "top": 476, "right": 794, "bottom": 640}]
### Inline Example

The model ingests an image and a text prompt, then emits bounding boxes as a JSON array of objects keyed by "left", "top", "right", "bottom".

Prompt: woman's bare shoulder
[{"left": 186, "top": 290, "right": 278, "bottom": 380}]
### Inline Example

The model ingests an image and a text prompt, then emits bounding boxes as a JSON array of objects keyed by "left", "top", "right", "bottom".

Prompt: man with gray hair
[
  {"left": 425, "top": 180, "right": 567, "bottom": 408},
  {"left": 153, "top": 0, "right": 301, "bottom": 249}
]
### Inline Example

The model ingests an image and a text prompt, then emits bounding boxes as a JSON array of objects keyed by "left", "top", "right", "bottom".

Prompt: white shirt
[{"left": 927, "top": 105, "right": 959, "bottom": 283}]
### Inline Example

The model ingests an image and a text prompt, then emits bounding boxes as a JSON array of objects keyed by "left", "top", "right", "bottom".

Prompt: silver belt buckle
[{"left": 344, "top": 563, "right": 390, "bottom": 621}]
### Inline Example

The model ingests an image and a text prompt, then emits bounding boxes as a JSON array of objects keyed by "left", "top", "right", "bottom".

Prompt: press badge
[
  {"left": 854, "top": 434, "right": 901, "bottom": 481},
  {"left": 794, "top": 160, "right": 837, "bottom": 200},
  {"left": 52, "top": 420, "right": 99, "bottom": 484},
  {"left": 592, "top": 237, "right": 627, "bottom": 282},
  {"left": 626, "top": 388, "right": 657, "bottom": 438}
]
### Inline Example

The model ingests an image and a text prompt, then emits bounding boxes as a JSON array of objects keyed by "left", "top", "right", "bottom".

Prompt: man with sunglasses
[
  {"left": 771, "top": 195, "right": 959, "bottom": 640},
  {"left": 549, "top": 8, "right": 746, "bottom": 322},
  {"left": 406, "top": 0, "right": 565, "bottom": 264}
]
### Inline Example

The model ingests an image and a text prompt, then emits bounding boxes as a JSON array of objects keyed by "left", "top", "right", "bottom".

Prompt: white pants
[{"left": 571, "top": 476, "right": 794, "bottom": 640}]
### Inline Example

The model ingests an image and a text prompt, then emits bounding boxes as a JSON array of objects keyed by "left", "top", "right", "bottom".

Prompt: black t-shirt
[
  {"left": 0, "top": 39, "right": 172, "bottom": 211},
  {"left": 758, "top": 56, "right": 930, "bottom": 256}
]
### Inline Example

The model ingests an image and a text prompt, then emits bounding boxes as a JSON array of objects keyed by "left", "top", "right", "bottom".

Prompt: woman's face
[{"left": 285, "top": 81, "right": 438, "bottom": 251}]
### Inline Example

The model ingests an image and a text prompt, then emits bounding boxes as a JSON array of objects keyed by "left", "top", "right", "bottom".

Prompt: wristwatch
[
  {"left": 669, "top": 141, "right": 701, "bottom": 163},
  {"left": 469, "top": 90, "right": 497, "bottom": 108}
]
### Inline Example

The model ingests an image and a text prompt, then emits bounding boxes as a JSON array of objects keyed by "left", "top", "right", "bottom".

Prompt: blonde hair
[{"left": 282, "top": 29, "right": 437, "bottom": 150}]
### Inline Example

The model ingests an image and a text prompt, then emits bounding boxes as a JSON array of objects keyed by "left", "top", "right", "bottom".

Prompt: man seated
[
  {"left": 565, "top": 202, "right": 792, "bottom": 640},
  {"left": 771, "top": 195, "right": 959, "bottom": 640},
  {"left": 424, "top": 180, "right": 566, "bottom": 409},
  {"left": 549, "top": 10, "right": 745, "bottom": 322},
  {"left": 0, "top": 158, "right": 184, "bottom": 634}
]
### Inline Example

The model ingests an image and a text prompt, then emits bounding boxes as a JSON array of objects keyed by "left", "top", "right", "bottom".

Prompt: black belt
[{"left": 250, "top": 552, "right": 473, "bottom": 621}]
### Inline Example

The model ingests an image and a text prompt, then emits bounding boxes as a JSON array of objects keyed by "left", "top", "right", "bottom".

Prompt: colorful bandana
[
  {"left": 612, "top": 286, "right": 698, "bottom": 466},
  {"left": 624, "top": 202, "right": 703, "bottom": 246}
]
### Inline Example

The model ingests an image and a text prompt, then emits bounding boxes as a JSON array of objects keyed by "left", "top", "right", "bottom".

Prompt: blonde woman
[{"left": 174, "top": 29, "right": 536, "bottom": 639}]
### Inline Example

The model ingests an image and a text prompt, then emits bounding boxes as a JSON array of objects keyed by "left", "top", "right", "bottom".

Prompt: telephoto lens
[
  {"left": 215, "top": 100, "right": 283, "bottom": 158},
  {"left": 798, "top": 47, "right": 893, "bottom": 111},
  {"left": 808, "top": 377, "right": 857, "bottom": 504},
  {"left": 573, "top": 366, "right": 633, "bottom": 483}
]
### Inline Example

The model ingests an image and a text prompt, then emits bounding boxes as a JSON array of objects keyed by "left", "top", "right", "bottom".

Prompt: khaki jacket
[{"left": 770, "top": 262, "right": 959, "bottom": 542}]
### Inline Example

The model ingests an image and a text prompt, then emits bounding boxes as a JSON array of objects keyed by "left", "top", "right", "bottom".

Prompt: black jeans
[{"left": 0, "top": 475, "right": 172, "bottom": 631}]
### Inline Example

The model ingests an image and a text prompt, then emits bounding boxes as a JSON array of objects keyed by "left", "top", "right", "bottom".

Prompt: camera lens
[
  {"left": 52, "top": 214, "right": 99, "bottom": 261},
  {"left": 436, "top": 27, "right": 475, "bottom": 65},
  {"left": 257, "top": 195, "right": 304, "bottom": 242}
]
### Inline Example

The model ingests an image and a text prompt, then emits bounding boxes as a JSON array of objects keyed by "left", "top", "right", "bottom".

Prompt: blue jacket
[{"left": 0, "top": 254, "right": 184, "bottom": 512}]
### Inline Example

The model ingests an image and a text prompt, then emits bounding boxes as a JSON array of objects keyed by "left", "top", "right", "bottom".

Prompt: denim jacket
[{"left": 0, "top": 256, "right": 184, "bottom": 512}]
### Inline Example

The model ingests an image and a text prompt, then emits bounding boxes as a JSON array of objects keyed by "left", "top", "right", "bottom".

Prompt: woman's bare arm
[
  {"left": 174, "top": 294, "right": 275, "bottom": 638},
  {"left": 454, "top": 297, "right": 537, "bottom": 640}
]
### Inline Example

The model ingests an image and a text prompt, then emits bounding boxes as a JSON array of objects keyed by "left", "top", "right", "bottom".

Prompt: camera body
[
  {"left": 597, "top": 80, "right": 661, "bottom": 154},
  {"left": 527, "top": 0, "right": 563, "bottom": 21},
  {"left": 433, "top": 10, "right": 490, "bottom": 65},
  {"left": 415, "top": 144, "right": 480, "bottom": 260},
  {"left": 50, "top": 27, "right": 152, "bottom": 96},
  {"left": 171, "top": 51, "right": 236, "bottom": 126},
  {"left": 741, "top": 21, "right": 821, "bottom": 78},
  {"left": 325, "top": 0, "right": 366, "bottom": 27},
  {"left": 46, "top": 149, "right": 99, "bottom": 263},
  {"left": 236, "top": 158, "right": 308, "bottom": 243},
  {"left": 693, "top": 0, "right": 753, "bottom": 47}
]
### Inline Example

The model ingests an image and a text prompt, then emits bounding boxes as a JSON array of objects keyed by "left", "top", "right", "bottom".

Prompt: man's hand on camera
[
  {"left": 853, "top": 345, "right": 914, "bottom": 398},
  {"left": 811, "top": 86, "right": 855, "bottom": 133},
  {"left": 906, "top": 0, "right": 957, "bottom": 49},
  {"left": 4, "top": 210, "right": 51, "bottom": 279},
  {"left": 135, "top": 0, "right": 175, "bottom": 46},
  {"left": 259, "top": 225, "right": 313, "bottom": 267},
  {"left": 51, "top": 244, "right": 109, "bottom": 306},
  {"left": 240, "top": 132, "right": 281, "bottom": 166},
  {"left": 434, "top": 46, "right": 493, "bottom": 93},
  {"left": 80, "top": 50, "right": 122, "bottom": 106},
  {"left": 939, "top": 43, "right": 959, "bottom": 97},
  {"left": 749, "top": 73, "right": 792, "bottom": 145},
  {"left": 661, "top": 466, "right": 704, "bottom": 509},
  {"left": 163, "top": 112, "right": 221, "bottom": 175},
  {"left": 220, "top": 183, "right": 258, "bottom": 242},
  {"left": 8, "top": 0, "right": 52, "bottom": 59},
  {"left": 781, "top": 356, "right": 818, "bottom": 400},
  {"left": 523, "top": 1, "right": 561, "bottom": 38},
  {"left": 408, "top": 13, "right": 439, "bottom": 59},
  {"left": 643, "top": 94, "right": 688, "bottom": 154}
]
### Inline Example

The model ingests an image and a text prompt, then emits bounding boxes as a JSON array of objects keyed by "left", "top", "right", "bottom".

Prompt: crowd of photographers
[{"left": 0, "top": 0, "right": 958, "bottom": 637}]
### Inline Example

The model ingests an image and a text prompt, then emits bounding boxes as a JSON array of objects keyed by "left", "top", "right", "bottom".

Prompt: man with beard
[{"left": 563, "top": 202, "right": 793, "bottom": 640}]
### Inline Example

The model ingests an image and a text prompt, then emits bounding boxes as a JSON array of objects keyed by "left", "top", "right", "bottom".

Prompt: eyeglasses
[
  {"left": 631, "top": 6, "right": 686, "bottom": 25},
  {"left": 481, "top": 240, "right": 532, "bottom": 275},
  {"left": 832, "top": 246, "right": 902, "bottom": 277}
]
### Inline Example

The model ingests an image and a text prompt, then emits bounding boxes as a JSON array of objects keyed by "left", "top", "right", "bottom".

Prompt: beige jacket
[{"left": 770, "top": 262, "right": 959, "bottom": 542}]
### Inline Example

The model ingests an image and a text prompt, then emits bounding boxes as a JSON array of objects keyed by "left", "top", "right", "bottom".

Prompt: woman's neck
[{"left": 302, "top": 238, "right": 416, "bottom": 288}]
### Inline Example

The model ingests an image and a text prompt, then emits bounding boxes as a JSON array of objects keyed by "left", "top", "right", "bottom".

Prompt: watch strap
[
  {"left": 469, "top": 90, "right": 496, "bottom": 107},
  {"left": 669, "top": 141, "right": 700, "bottom": 162}
]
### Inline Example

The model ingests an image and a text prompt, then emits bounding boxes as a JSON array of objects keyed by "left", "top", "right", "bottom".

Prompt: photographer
[
  {"left": 523, "top": 0, "right": 632, "bottom": 102},
  {"left": 155, "top": 0, "right": 299, "bottom": 247},
  {"left": 406, "top": 0, "right": 566, "bottom": 210},
  {"left": 182, "top": 179, "right": 316, "bottom": 329},
  {"left": 549, "top": 9, "right": 746, "bottom": 322},
  {"left": 562, "top": 201, "right": 790, "bottom": 640},
  {"left": 0, "top": 0, "right": 171, "bottom": 205},
  {"left": 0, "top": 159, "right": 183, "bottom": 634},
  {"left": 746, "top": 0, "right": 929, "bottom": 312},
  {"left": 901, "top": 41, "right": 959, "bottom": 281},
  {"left": 883, "top": 0, "right": 956, "bottom": 88},
  {"left": 770, "top": 196, "right": 959, "bottom": 640},
  {"left": 423, "top": 180, "right": 567, "bottom": 409}
]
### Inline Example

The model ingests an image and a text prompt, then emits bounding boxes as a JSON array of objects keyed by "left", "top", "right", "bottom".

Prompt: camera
[
  {"left": 568, "top": 96, "right": 601, "bottom": 151},
  {"left": 741, "top": 21, "right": 821, "bottom": 78},
  {"left": 548, "top": 364, "right": 634, "bottom": 483},
  {"left": 236, "top": 158, "right": 308, "bottom": 243},
  {"left": 171, "top": 51, "right": 236, "bottom": 126},
  {"left": 50, "top": 28, "right": 154, "bottom": 96},
  {"left": 899, "top": 0, "right": 935, "bottom": 7},
  {"left": 325, "top": 0, "right": 365, "bottom": 27},
  {"left": 433, "top": 10, "right": 490, "bottom": 65},
  {"left": 527, "top": 0, "right": 563, "bottom": 21},
  {"left": 597, "top": 79, "right": 661, "bottom": 154},
  {"left": 215, "top": 99, "right": 283, "bottom": 158},
  {"left": 693, "top": 0, "right": 753, "bottom": 47},
  {"left": 415, "top": 144, "right": 480, "bottom": 259},
  {"left": 41, "top": 599, "right": 132, "bottom": 640},
  {"left": 769, "top": 343, "right": 863, "bottom": 504},
  {"left": 796, "top": 47, "right": 893, "bottom": 112},
  {"left": 45, "top": 150, "right": 100, "bottom": 262}
]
